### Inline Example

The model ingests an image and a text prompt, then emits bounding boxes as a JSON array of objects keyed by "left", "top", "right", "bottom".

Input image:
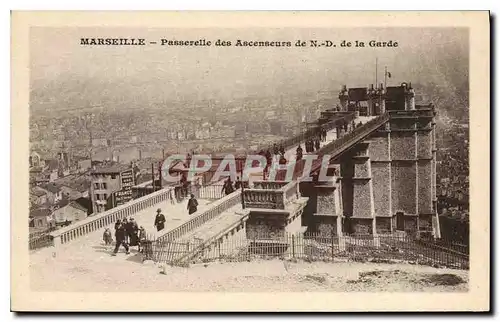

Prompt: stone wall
[
  {"left": 351, "top": 218, "right": 374, "bottom": 235},
  {"left": 368, "top": 134, "right": 390, "bottom": 161},
  {"left": 375, "top": 217, "right": 392, "bottom": 234},
  {"left": 352, "top": 179, "right": 374, "bottom": 218},
  {"left": 390, "top": 132, "right": 415, "bottom": 160},
  {"left": 317, "top": 219, "right": 338, "bottom": 237},
  {"left": 316, "top": 188, "right": 337, "bottom": 214},
  {"left": 246, "top": 213, "right": 286, "bottom": 239},
  {"left": 418, "top": 214, "right": 433, "bottom": 232},
  {"left": 418, "top": 160, "right": 433, "bottom": 214},
  {"left": 391, "top": 161, "right": 417, "bottom": 214},
  {"left": 371, "top": 162, "right": 391, "bottom": 217},
  {"left": 404, "top": 216, "right": 418, "bottom": 233},
  {"left": 417, "top": 131, "right": 432, "bottom": 159}
]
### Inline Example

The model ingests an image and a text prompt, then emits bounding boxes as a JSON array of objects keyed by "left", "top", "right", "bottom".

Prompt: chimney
[
  {"left": 370, "top": 84, "right": 374, "bottom": 90},
  {"left": 380, "top": 83, "right": 384, "bottom": 89},
  {"left": 139, "top": 150, "right": 142, "bottom": 160}
]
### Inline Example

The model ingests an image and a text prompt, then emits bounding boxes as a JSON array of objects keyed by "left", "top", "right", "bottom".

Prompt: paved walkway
[{"left": 31, "top": 198, "right": 213, "bottom": 262}]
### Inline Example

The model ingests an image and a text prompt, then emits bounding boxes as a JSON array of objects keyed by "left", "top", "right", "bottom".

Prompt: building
[
  {"left": 52, "top": 201, "right": 89, "bottom": 226},
  {"left": 29, "top": 151, "right": 43, "bottom": 168},
  {"left": 29, "top": 207, "right": 55, "bottom": 230},
  {"left": 92, "top": 138, "right": 109, "bottom": 147},
  {"left": 39, "top": 183, "right": 63, "bottom": 204},
  {"left": 29, "top": 187, "right": 48, "bottom": 206},
  {"left": 89, "top": 163, "right": 135, "bottom": 214}
]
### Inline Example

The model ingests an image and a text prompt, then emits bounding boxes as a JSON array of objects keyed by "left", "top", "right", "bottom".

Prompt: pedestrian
[
  {"left": 127, "top": 217, "right": 139, "bottom": 247},
  {"left": 137, "top": 226, "right": 147, "bottom": 253},
  {"left": 169, "top": 186, "right": 176, "bottom": 204},
  {"left": 296, "top": 145, "right": 303, "bottom": 161},
  {"left": 315, "top": 138, "right": 320, "bottom": 151},
  {"left": 279, "top": 144, "right": 285, "bottom": 155},
  {"left": 279, "top": 154, "right": 287, "bottom": 165},
  {"left": 187, "top": 193, "right": 199, "bottom": 215},
  {"left": 122, "top": 217, "right": 130, "bottom": 244},
  {"left": 102, "top": 228, "right": 113, "bottom": 246},
  {"left": 306, "top": 140, "right": 312, "bottom": 153},
  {"left": 273, "top": 143, "right": 279, "bottom": 155},
  {"left": 112, "top": 221, "right": 130, "bottom": 256},
  {"left": 154, "top": 208, "right": 166, "bottom": 232},
  {"left": 114, "top": 219, "right": 121, "bottom": 230},
  {"left": 221, "top": 178, "right": 235, "bottom": 196},
  {"left": 235, "top": 176, "right": 242, "bottom": 190}
]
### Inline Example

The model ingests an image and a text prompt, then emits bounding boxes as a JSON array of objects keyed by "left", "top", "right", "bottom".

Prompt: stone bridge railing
[
  {"left": 294, "top": 112, "right": 390, "bottom": 178},
  {"left": 155, "top": 190, "right": 243, "bottom": 244},
  {"left": 243, "top": 180, "right": 299, "bottom": 209},
  {"left": 257, "top": 112, "right": 356, "bottom": 153},
  {"left": 252, "top": 181, "right": 289, "bottom": 190},
  {"left": 49, "top": 186, "right": 176, "bottom": 247}
]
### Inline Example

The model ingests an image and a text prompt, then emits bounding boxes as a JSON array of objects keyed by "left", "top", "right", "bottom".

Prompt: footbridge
[
  {"left": 33, "top": 110, "right": 386, "bottom": 269},
  {"left": 33, "top": 96, "right": 439, "bottom": 272}
]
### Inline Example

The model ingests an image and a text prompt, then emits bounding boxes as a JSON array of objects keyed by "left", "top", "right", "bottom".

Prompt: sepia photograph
[{"left": 11, "top": 11, "right": 490, "bottom": 311}]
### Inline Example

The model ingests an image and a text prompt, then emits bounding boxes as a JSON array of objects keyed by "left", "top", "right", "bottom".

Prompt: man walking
[
  {"left": 187, "top": 193, "right": 199, "bottom": 215},
  {"left": 221, "top": 178, "right": 235, "bottom": 196},
  {"left": 112, "top": 221, "right": 130, "bottom": 256},
  {"left": 154, "top": 208, "right": 166, "bottom": 232}
]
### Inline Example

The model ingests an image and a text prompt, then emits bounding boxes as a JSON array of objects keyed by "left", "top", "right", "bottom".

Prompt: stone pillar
[
  {"left": 405, "top": 84, "right": 415, "bottom": 110},
  {"left": 350, "top": 142, "right": 376, "bottom": 235}
]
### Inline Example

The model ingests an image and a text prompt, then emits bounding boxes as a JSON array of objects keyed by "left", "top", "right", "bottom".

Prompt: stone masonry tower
[{"left": 311, "top": 82, "right": 439, "bottom": 239}]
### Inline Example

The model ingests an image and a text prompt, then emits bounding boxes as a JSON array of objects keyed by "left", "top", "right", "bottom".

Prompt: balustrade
[
  {"left": 156, "top": 190, "right": 242, "bottom": 243},
  {"left": 50, "top": 187, "right": 176, "bottom": 247},
  {"left": 252, "top": 181, "right": 288, "bottom": 190}
]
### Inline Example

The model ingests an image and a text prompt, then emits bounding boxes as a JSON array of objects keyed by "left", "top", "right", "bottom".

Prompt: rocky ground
[{"left": 30, "top": 255, "right": 468, "bottom": 292}]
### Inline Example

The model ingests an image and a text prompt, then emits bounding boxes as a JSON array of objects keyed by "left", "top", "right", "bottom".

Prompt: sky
[{"left": 29, "top": 27, "right": 469, "bottom": 109}]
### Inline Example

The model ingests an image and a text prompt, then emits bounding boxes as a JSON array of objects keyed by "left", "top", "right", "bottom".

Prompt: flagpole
[{"left": 375, "top": 58, "right": 378, "bottom": 86}]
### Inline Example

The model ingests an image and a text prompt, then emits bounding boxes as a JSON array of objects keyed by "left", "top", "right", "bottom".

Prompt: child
[
  {"left": 103, "top": 228, "right": 113, "bottom": 246},
  {"left": 137, "top": 226, "right": 147, "bottom": 253}
]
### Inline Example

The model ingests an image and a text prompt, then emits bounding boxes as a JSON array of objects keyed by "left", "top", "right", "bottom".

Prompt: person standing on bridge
[
  {"left": 122, "top": 218, "right": 130, "bottom": 244},
  {"left": 273, "top": 143, "right": 279, "bottom": 155},
  {"left": 154, "top": 208, "right": 166, "bottom": 232},
  {"left": 305, "top": 140, "right": 312, "bottom": 153},
  {"left": 112, "top": 221, "right": 130, "bottom": 256},
  {"left": 279, "top": 153, "right": 287, "bottom": 165},
  {"left": 315, "top": 138, "right": 321, "bottom": 151},
  {"left": 222, "top": 178, "right": 235, "bottom": 196},
  {"left": 187, "top": 193, "right": 199, "bottom": 215},
  {"left": 296, "top": 145, "right": 303, "bottom": 161},
  {"left": 127, "top": 218, "right": 139, "bottom": 247},
  {"left": 137, "top": 226, "right": 147, "bottom": 253},
  {"left": 235, "top": 176, "right": 242, "bottom": 190}
]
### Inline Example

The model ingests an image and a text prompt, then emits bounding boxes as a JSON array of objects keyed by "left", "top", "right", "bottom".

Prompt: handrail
[
  {"left": 50, "top": 186, "right": 176, "bottom": 246},
  {"left": 155, "top": 190, "right": 242, "bottom": 244},
  {"left": 297, "top": 113, "right": 390, "bottom": 179},
  {"left": 173, "top": 212, "right": 250, "bottom": 265},
  {"left": 256, "top": 112, "right": 356, "bottom": 153}
]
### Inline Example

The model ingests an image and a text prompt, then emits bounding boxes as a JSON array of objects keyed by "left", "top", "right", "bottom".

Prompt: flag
[{"left": 386, "top": 71, "right": 392, "bottom": 78}]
